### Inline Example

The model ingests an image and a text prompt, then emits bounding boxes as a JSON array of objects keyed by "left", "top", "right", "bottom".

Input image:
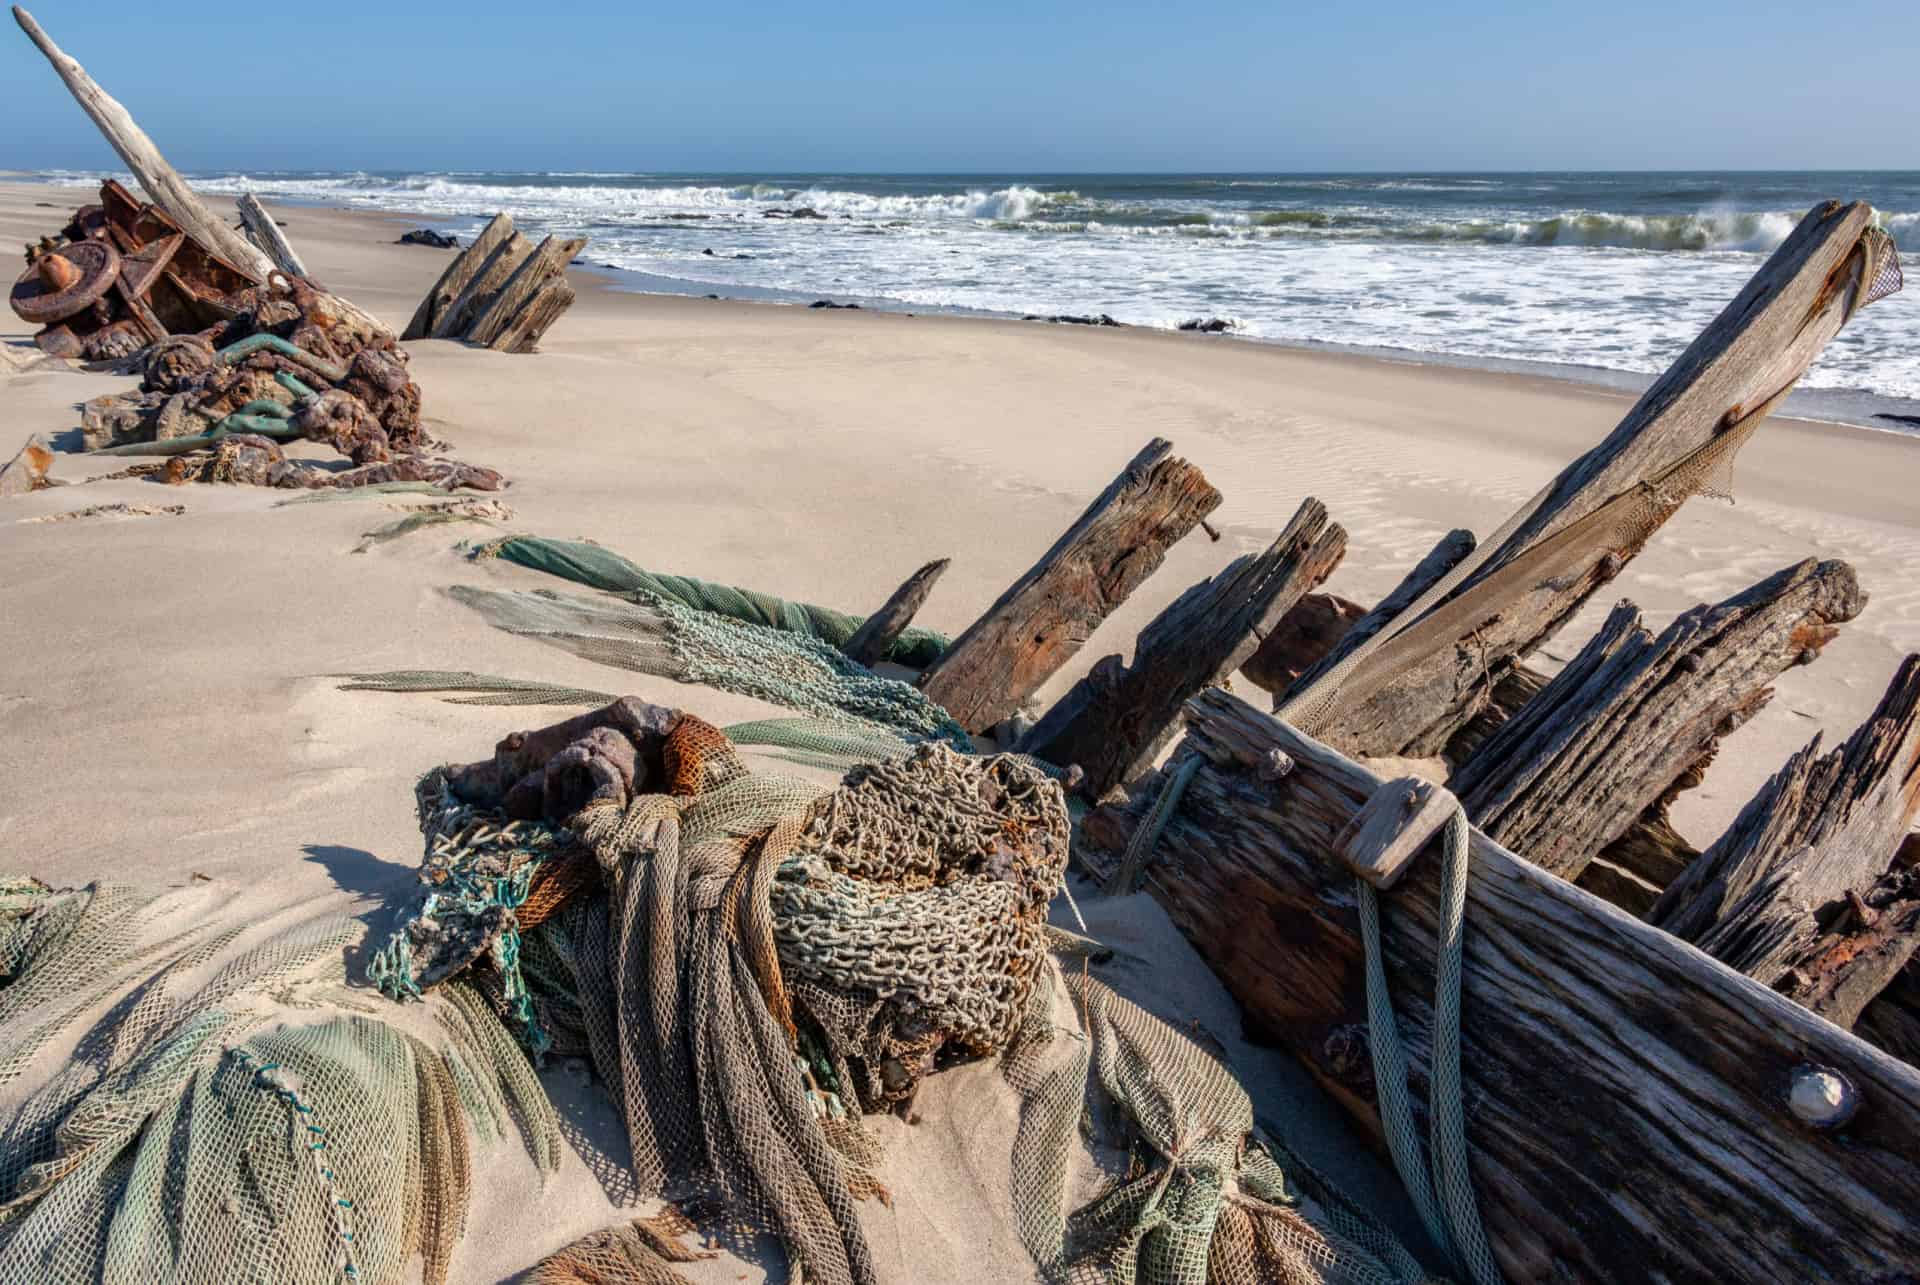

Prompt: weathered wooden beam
[
  {"left": 467, "top": 235, "right": 588, "bottom": 347},
  {"left": 1308, "top": 204, "right": 1892, "bottom": 759},
  {"left": 11, "top": 7, "right": 274, "bottom": 283},
  {"left": 1859, "top": 962, "right": 1920, "bottom": 1067},
  {"left": 236, "top": 192, "right": 308, "bottom": 279},
  {"left": 1022, "top": 498, "right": 1345, "bottom": 795},
  {"left": 1777, "top": 866, "right": 1920, "bottom": 1030},
  {"left": 403, "top": 213, "right": 515, "bottom": 341},
  {"left": 1591, "top": 805, "right": 1699, "bottom": 892},
  {"left": 1452, "top": 559, "right": 1863, "bottom": 882},
  {"left": 843, "top": 558, "right": 951, "bottom": 668},
  {"left": 1285, "top": 527, "right": 1476, "bottom": 702},
  {"left": 917, "top": 439, "right": 1220, "bottom": 734},
  {"left": 492, "top": 277, "right": 577, "bottom": 354},
  {"left": 433, "top": 231, "right": 535, "bottom": 341},
  {"left": 1080, "top": 687, "right": 1920, "bottom": 1282},
  {"left": 1240, "top": 592, "right": 1365, "bottom": 702},
  {"left": 1651, "top": 655, "right": 1920, "bottom": 987}
]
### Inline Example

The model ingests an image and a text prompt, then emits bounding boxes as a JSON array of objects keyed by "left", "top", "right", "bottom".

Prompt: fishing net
[
  {"left": 0, "top": 876, "right": 562, "bottom": 1285},
  {"left": 448, "top": 583, "right": 973, "bottom": 747},
  {"left": 474, "top": 534, "right": 951, "bottom": 668}
]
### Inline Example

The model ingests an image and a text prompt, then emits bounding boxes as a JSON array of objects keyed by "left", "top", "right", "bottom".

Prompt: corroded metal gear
[{"left": 11, "top": 238, "right": 120, "bottom": 324}]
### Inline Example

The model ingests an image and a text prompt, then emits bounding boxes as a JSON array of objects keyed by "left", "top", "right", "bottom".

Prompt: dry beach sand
[{"left": 2, "top": 179, "right": 1917, "bottom": 1281}]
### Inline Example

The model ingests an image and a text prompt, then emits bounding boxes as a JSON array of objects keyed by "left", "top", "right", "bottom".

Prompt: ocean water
[{"left": 36, "top": 169, "right": 1920, "bottom": 426}]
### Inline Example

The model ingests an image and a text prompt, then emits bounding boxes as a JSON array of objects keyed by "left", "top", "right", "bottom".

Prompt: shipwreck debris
[
  {"left": 401, "top": 213, "right": 585, "bottom": 351},
  {"left": 0, "top": 434, "right": 54, "bottom": 496}
]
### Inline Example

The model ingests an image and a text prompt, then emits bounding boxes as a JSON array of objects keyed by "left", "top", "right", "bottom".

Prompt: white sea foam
[{"left": 31, "top": 169, "right": 1919, "bottom": 409}]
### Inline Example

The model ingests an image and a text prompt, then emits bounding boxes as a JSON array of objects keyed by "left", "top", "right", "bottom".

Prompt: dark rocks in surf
[
  {"left": 765, "top": 207, "right": 828, "bottom": 220},
  {"left": 810, "top": 300, "right": 862, "bottom": 310},
  {"left": 1874, "top": 412, "right": 1920, "bottom": 429},
  {"left": 1023, "top": 313, "right": 1123, "bottom": 328},
  {"left": 1179, "top": 317, "right": 1235, "bottom": 333},
  {"left": 398, "top": 229, "right": 460, "bottom": 249}
]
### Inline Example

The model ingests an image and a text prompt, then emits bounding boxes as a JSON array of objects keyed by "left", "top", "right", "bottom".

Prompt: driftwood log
[
  {"left": 1022, "top": 498, "right": 1346, "bottom": 795},
  {"left": 1284, "top": 528, "right": 1477, "bottom": 702},
  {"left": 433, "top": 232, "right": 534, "bottom": 340},
  {"left": 400, "top": 215, "right": 584, "bottom": 351},
  {"left": 1081, "top": 688, "right": 1920, "bottom": 1281},
  {"left": 468, "top": 235, "right": 588, "bottom": 346},
  {"left": 236, "top": 193, "right": 307, "bottom": 279},
  {"left": 405, "top": 213, "right": 516, "bottom": 340},
  {"left": 918, "top": 438, "right": 1220, "bottom": 734},
  {"left": 1651, "top": 655, "right": 1920, "bottom": 989},
  {"left": 843, "top": 558, "right": 950, "bottom": 667},
  {"left": 1311, "top": 203, "right": 1889, "bottom": 760},
  {"left": 1452, "top": 559, "right": 1864, "bottom": 882}
]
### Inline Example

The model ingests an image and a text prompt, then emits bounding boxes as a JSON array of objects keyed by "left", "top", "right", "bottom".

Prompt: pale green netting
[
  {"left": 447, "top": 583, "right": 973, "bottom": 748},
  {"left": 474, "top": 534, "right": 951, "bottom": 669},
  {"left": 0, "top": 877, "right": 563, "bottom": 1285}
]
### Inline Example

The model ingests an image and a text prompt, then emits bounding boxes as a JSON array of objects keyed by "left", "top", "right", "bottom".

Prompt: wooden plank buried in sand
[
  {"left": 918, "top": 438, "right": 1221, "bottom": 735},
  {"left": 1305, "top": 202, "right": 1891, "bottom": 761},
  {"left": 490, "top": 276, "right": 577, "bottom": 354},
  {"left": 1452, "top": 559, "right": 1864, "bottom": 883},
  {"left": 403, "top": 212, "right": 515, "bottom": 340},
  {"left": 467, "top": 235, "right": 588, "bottom": 347},
  {"left": 1079, "top": 687, "right": 1920, "bottom": 1282},
  {"left": 843, "top": 558, "right": 951, "bottom": 668},
  {"left": 433, "top": 231, "right": 536, "bottom": 341},
  {"left": 1022, "top": 497, "right": 1345, "bottom": 796},
  {"left": 236, "top": 192, "right": 308, "bottom": 279}
]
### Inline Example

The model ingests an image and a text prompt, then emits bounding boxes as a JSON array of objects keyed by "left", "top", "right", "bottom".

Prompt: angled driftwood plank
[
  {"left": 1652, "top": 655, "right": 1920, "bottom": 986},
  {"left": 843, "top": 558, "right": 951, "bottom": 668},
  {"left": 433, "top": 231, "right": 535, "bottom": 340},
  {"left": 467, "top": 234, "right": 588, "bottom": 346},
  {"left": 1286, "top": 527, "right": 1477, "bottom": 701},
  {"left": 1081, "top": 687, "right": 1920, "bottom": 1282},
  {"left": 1022, "top": 498, "right": 1345, "bottom": 795},
  {"left": 1453, "top": 559, "right": 1864, "bottom": 882},
  {"left": 917, "top": 438, "right": 1221, "bottom": 734},
  {"left": 236, "top": 193, "right": 307, "bottom": 279},
  {"left": 1240, "top": 592, "right": 1365, "bottom": 703},
  {"left": 1314, "top": 204, "right": 1893, "bottom": 759},
  {"left": 11, "top": 7, "right": 274, "bottom": 283},
  {"left": 403, "top": 212, "right": 515, "bottom": 341},
  {"left": 491, "top": 277, "right": 577, "bottom": 353}
]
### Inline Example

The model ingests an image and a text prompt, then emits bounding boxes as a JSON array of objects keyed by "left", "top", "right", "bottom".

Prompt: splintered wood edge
[{"left": 1335, "top": 775, "right": 1458, "bottom": 890}]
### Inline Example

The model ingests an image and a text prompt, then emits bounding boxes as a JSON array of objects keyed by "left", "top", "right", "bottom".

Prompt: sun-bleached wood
[
  {"left": 467, "top": 235, "right": 588, "bottom": 346},
  {"left": 918, "top": 438, "right": 1221, "bottom": 734},
  {"left": 490, "top": 277, "right": 576, "bottom": 353},
  {"left": 1336, "top": 776, "right": 1457, "bottom": 890},
  {"left": 236, "top": 193, "right": 307, "bottom": 279},
  {"left": 1080, "top": 686, "right": 1920, "bottom": 1281},
  {"left": 1022, "top": 497, "right": 1345, "bottom": 795},
  {"left": 403, "top": 213, "right": 515, "bottom": 341},
  {"left": 1453, "top": 559, "right": 1864, "bottom": 882},
  {"left": 432, "top": 232, "right": 535, "bottom": 341}
]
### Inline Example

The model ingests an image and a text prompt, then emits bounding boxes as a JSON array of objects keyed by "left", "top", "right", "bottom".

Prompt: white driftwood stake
[
  {"left": 11, "top": 6, "right": 275, "bottom": 283},
  {"left": 237, "top": 193, "right": 308, "bottom": 278}
]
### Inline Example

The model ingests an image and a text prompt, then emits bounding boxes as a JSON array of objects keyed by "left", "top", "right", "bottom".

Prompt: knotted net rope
[{"left": 472, "top": 533, "right": 952, "bottom": 668}]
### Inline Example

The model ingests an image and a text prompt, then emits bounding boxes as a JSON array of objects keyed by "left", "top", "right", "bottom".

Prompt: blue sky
[{"left": 4, "top": 1, "right": 1914, "bottom": 173}]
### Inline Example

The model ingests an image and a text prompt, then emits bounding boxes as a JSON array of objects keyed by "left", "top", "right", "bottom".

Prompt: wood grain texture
[
  {"left": 917, "top": 438, "right": 1221, "bottom": 734},
  {"left": 1287, "top": 527, "right": 1476, "bottom": 702},
  {"left": 844, "top": 558, "right": 950, "bottom": 667},
  {"left": 1454, "top": 559, "right": 1864, "bottom": 881},
  {"left": 1240, "top": 592, "right": 1366, "bottom": 701},
  {"left": 1778, "top": 866, "right": 1920, "bottom": 1029},
  {"left": 1652, "top": 655, "right": 1920, "bottom": 987},
  {"left": 491, "top": 276, "right": 576, "bottom": 353},
  {"left": 1080, "top": 686, "right": 1920, "bottom": 1283},
  {"left": 403, "top": 213, "right": 515, "bottom": 341},
  {"left": 466, "top": 235, "right": 588, "bottom": 346},
  {"left": 236, "top": 193, "right": 307, "bottom": 279},
  {"left": 1022, "top": 497, "right": 1345, "bottom": 795},
  {"left": 432, "top": 232, "right": 534, "bottom": 341},
  {"left": 1323, "top": 203, "right": 1882, "bottom": 759}
]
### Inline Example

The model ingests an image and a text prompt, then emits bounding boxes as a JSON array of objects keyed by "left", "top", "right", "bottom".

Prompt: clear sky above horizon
[{"left": 3, "top": 1, "right": 1915, "bottom": 175}]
